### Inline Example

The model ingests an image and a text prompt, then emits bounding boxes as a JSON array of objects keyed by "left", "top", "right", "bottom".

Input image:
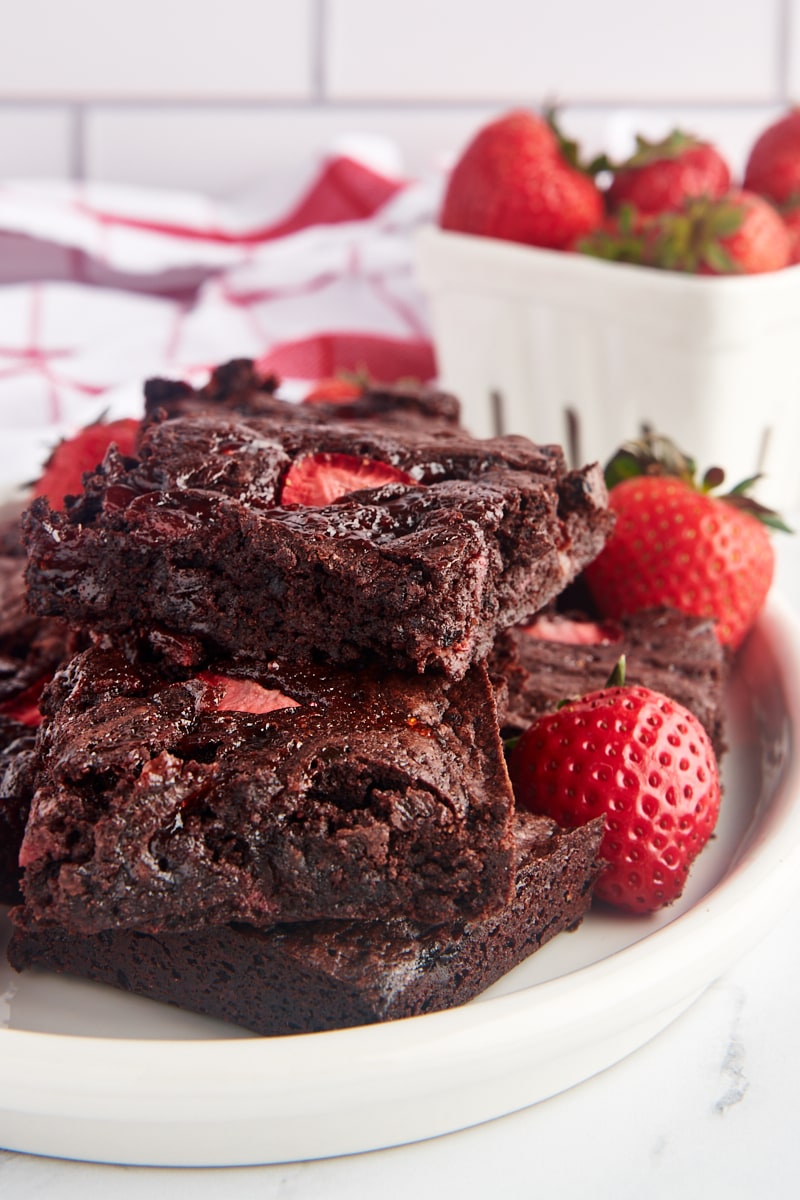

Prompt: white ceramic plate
[{"left": 1, "top": 594, "right": 800, "bottom": 1167}]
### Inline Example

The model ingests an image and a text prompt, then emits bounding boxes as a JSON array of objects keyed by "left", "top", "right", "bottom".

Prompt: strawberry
[
  {"left": 280, "top": 452, "right": 416, "bottom": 506},
  {"left": 303, "top": 375, "right": 366, "bottom": 405},
  {"left": 521, "top": 615, "right": 620, "bottom": 646},
  {"left": 744, "top": 108, "right": 800, "bottom": 207},
  {"left": 0, "top": 678, "right": 48, "bottom": 727},
  {"left": 782, "top": 204, "right": 800, "bottom": 264},
  {"left": 31, "top": 417, "right": 140, "bottom": 510},
  {"left": 507, "top": 682, "right": 721, "bottom": 913},
  {"left": 195, "top": 672, "right": 300, "bottom": 715},
  {"left": 686, "top": 190, "right": 792, "bottom": 274},
  {"left": 606, "top": 130, "right": 731, "bottom": 215},
  {"left": 439, "top": 109, "right": 604, "bottom": 251},
  {"left": 583, "top": 433, "right": 787, "bottom": 650},
  {"left": 580, "top": 190, "right": 791, "bottom": 274}
]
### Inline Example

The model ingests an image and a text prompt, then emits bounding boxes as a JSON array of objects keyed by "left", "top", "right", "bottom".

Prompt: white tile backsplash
[
  {"left": 84, "top": 106, "right": 507, "bottom": 195},
  {"left": 327, "top": 0, "right": 781, "bottom": 103},
  {"left": 0, "top": 0, "right": 314, "bottom": 99},
  {"left": 0, "top": 0, "right": 794, "bottom": 190},
  {"left": 786, "top": 0, "right": 800, "bottom": 99}
]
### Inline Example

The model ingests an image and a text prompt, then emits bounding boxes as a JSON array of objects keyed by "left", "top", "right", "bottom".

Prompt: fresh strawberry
[
  {"left": 303, "top": 375, "right": 365, "bottom": 405},
  {"left": 508, "top": 682, "right": 721, "bottom": 913},
  {"left": 580, "top": 190, "right": 791, "bottom": 274},
  {"left": 584, "top": 433, "right": 787, "bottom": 649},
  {"left": 0, "top": 678, "right": 48, "bottom": 727},
  {"left": 576, "top": 205, "right": 656, "bottom": 264},
  {"left": 783, "top": 204, "right": 800, "bottom": 264},
  {"left": 31, "top": 417, "right": 140, "bottom": 509},
  {"left": 196, "top": 672, "right": 300, "bottom": 715},
  {"left": 280, "top": 452, "right": 416, "bottom": 506},
  {"left": 685, "top": 190, "right": 792, "bottom": 274},
  {"left": 606, "top": 130, "right": 731, "bottom": 215},
  {"left": 439, "top": 109, "right": 604, "bottom": 251},
  {"left": 744, "top": 108, "right": 800, "bottom": 207}
]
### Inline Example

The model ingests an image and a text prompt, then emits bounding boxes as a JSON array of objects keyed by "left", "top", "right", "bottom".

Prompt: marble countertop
[{"left": 2, "top": 533, "right": 798, "bottom": 1200}]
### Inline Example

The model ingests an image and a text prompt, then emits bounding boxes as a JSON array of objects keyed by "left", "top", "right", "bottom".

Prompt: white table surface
[{"left": 1, "top": 526, "right": 798, "bottom": 1200}]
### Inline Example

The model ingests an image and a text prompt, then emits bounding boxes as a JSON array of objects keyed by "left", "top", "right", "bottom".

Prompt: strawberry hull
[{"left": 416, "top": 227, "right": 800, "bottom": 509}]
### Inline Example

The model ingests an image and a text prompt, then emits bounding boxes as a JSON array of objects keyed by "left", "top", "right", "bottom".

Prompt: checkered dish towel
[{"left": 0, "top": 138, "right": 442, "bottom": 486}]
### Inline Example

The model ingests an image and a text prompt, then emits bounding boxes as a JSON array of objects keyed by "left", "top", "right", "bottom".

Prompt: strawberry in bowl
[
  {"left": 440, "top": 108, "right": 604, "bottom": 251},
  {"left": 606, "top": 129, "right": 731, "bottom": 215}
]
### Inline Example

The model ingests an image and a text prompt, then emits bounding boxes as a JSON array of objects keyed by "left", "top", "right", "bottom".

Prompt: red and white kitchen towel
[{"left": 0, "top": 139, "right": 443, "bottom": 485}]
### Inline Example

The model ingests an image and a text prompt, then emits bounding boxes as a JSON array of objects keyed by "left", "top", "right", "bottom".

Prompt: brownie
[
  {"left": 0, "top": 717, "right": 38, "bottom": 904},
  {"left": 143, "top": 358, "right": 461, "bottom": 429},
  {"left": 0, "top": 552, "right": 76, "bottom": 707},
  {"left": 18, "top": 643, "right": 516, "bottom": 934},
  {"left": 491, "top": 608, "right": 727, "bottom": 754},
  {"left": 0, "top": 545, "right": 80, "bottom": 904},
  {"left": 8, "top": 811, "right": 605, "bottom": 1036},
  {"left": 23, "top": 417, "right": 613, "bottom": 677}
]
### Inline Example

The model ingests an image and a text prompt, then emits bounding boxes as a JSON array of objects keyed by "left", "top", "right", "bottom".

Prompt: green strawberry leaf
[{"left": 604, "top": 432, "right": 793, "bottom": 534}]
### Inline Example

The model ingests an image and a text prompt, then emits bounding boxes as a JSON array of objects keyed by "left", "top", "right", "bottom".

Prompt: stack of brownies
[{"left": 1, "top": 361, "right": 726, "bottom": 1035}]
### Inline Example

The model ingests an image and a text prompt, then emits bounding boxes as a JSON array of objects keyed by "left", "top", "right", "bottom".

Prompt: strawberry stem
[{"left": 605, "top": 655, "right": 627, "bottom": 688}]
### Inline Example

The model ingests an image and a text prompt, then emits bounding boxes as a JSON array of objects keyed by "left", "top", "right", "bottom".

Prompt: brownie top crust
[
  {"left": 18, "top": 643, "right": 516, "bottom": 934},
  {"left": 143, "top": 358, "right": 461, "bottom": 429},
  {"left": 23, "top": 416, "right": 613, "bottom": 677}
]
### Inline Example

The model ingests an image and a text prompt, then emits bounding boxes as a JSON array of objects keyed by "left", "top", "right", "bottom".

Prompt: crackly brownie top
[
  {"left": 22, "top": 413, "right": 612, "bottom": 677},
  {"left": 20, "top": 643, "right": 515, "bottom": 932},
  {"left": 40, "top": 410, "right": 587, "bottom": 535},
  {"left": 143, "top": 358, "right": 461, "bottom": 428},
  {"left": 112, "top": 411, "right": 566, "bottom": 500}
]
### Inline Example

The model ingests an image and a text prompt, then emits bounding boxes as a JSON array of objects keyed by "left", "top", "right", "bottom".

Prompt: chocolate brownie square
[
  {"left": 0, "top": 717, "right": 38, "bottom": 905},
  {"left": 8, "top": 811, "right": 605, "bottom": 1035},
  {"left": 18, "top": 643, "right": 516, "bottom": 934},
  {"left": 491, "top": 607, "right": 727, "bottom": 754},
  {"left": 23, "top": 417, "right": 613, "bottom": 677},
  {"left": 0, "top": 544, "right": 80, "bottom": 904},
  {"left": 0, "top": 552, "right": 76, "bottom": 708}
]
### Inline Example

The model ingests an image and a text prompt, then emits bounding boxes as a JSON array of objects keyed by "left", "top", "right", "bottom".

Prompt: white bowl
[{"left": 416, "top": 227, "right": 800, "bottom": 509}]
